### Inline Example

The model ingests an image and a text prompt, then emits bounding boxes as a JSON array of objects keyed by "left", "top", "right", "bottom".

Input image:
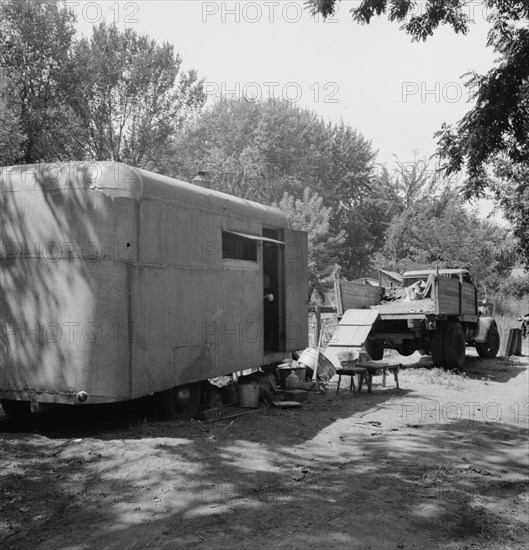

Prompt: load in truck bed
[{"left": 371, "top": 298, "right": 434, "bottom": 316}]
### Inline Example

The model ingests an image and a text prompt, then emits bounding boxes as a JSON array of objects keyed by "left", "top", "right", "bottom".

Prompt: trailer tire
[
  {"left": 444, "top": 322, "right": 466, "bottom": 370},
  {"left": 1, "top": 400, "right": 31, "bottom": 421},
  {"left": 365, "top": 338, "right": 384, "bottom": 360},
  {"left": 430, "top": 323, "right": 446, "bottom": 368},
  {"left": 158, "top": 382, "right": 202, "bottom": 420},
  {"left": 475, "top": 323, "right": 500, "bottom": 358}
]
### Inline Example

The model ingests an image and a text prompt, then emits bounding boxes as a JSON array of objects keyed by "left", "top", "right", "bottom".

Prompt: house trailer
[{"left": 0, "top": 162, "right": 308, "bottom": 419}]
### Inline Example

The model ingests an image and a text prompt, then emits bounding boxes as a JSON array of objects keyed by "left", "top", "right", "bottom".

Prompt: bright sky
[{"left": 71, "top": 0, "right": 496, "bottom": 171}]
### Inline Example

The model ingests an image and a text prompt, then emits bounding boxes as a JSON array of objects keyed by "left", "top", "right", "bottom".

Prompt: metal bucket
[
  {"left": 298, "top": 348, "right": 337, "bottom": 380},
  {"left": 237, "top": 383, "right": 260, "bottom": 408}
]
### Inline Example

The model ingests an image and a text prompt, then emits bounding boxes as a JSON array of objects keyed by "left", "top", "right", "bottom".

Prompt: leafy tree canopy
[
  {"left": 0, "top": 0, "right": 81, "bottom": 163},
  {"left": 306, "top": 0, "right": 529, "bottom": 195},
  {"left": 172, "top": 97, "right": 390, "bottom": 282},
  {"left": 0, "top": 0, "right": 205, "bottom": 168},
  {"left": 71, "top": 23, "right": 206, "bottom": 168},
  {"left": 276, "top": 188, "right": 345, "bottom": 290}
]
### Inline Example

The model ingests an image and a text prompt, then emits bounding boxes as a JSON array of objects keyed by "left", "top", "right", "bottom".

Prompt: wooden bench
[
  {"left": 336, "top": 365, "right": 370, "bottom": 394},
  {"left": 357, "top": 361, "right": 401, "bottom": 390}
]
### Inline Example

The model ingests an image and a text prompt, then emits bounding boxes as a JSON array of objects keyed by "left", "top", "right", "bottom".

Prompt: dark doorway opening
[{"left": 263, "top": 228, "right": 282, "bottom": 351}]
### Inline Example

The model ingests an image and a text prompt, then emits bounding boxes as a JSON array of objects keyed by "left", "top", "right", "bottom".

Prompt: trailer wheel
[
  {"left": 475, "top": 323, "right": 500, "bottom": 358},
  {"left": 443, "top": 322, "right": 466, "bottom": 370},
  {"left": 365, "top": 338, "right": 384, "bottom": 360},
  {"left": 430, "top": 323, "right": 446, "bottom": 368},
  {"left": 1, "top": 400, "right": 31, "bottom": 421},
  {"left": 158, "top": 383, "right": 202, "bottom": 420}
]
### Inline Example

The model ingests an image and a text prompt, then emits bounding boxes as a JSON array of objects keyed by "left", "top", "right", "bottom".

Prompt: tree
[
  {"left": 0, "top": 74, "right": 24, "bottom": 165},
  {"left": 0, "top": 0, "right": 82, "bottom": 162},
  {"left": 172, "top": 98, "right": 332, "bottom": 203},
  {"left": 306, "top": 0, "right": 529, "bottom": 194},
  {"left": 70, "top": 23, "right": 206, "bottom": 169},
  {"left": 374, "top": 185, "right": 514, "bottom": 290},
  {"left": 173, "top": 97, "right": 383, "bottom": 278},
  {"left": 491, "top": 157, "right": 529, "bottom": 267},
  {"left": 277, "top": 188, "right": 345, "bottom": 291}
]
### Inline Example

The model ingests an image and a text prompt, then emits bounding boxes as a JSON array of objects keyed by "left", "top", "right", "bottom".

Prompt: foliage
[
  {"left": 172, "top": 97, "right": 385, "bottom": 281},
  {"left": 0, "top": 91, "right": 24, "bottom": 166},
  {"left": 491, "top": 157, "right": 529, "bottom": 267},
  {"left": 276, "top": 188, "right": 345, "bottom": 290},
  {"left": 373, "top": 160, "right": 514, "bottom": 290},
  {"left": 0, "top": 0, "right": 82, "bottom": 162},
  {"left": 70, "top": 23, "right": 206, "bottom": 168},
  {"left": 305, "top": 1, "right": 529, "bottom": 197},
  {"left": 0, "top": 1, "right": 205, "bottom": 168}
]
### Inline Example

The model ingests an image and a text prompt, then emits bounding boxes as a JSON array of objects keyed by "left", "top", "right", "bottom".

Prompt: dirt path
[{"left": 1, "top": 351, "right": 528, "bottom": 550}]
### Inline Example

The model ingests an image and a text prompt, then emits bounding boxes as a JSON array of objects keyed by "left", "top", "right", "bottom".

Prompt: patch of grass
[{"left": 401, "top": 366, "right": 468, "bottom": 390}]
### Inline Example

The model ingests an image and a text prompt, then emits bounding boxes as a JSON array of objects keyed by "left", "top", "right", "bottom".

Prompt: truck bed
[
  {"left": 371, "top": 298, "right": 435, "bottom": 317},
  {"left": 334, "top": 273, "right": 478, "bottom": 320}
]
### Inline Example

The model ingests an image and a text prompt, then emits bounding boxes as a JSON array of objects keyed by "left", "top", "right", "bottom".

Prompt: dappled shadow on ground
[
  {"left": 463, "top": 354, "right": 527, "bottom": 383},
  {"left": 1, "top": 377, "right": 528, "bottom": 550}
]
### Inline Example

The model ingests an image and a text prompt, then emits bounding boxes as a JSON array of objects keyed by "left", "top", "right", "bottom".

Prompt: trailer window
[{"left": 222, "top": 231, "right": 257, "bottom": 261}]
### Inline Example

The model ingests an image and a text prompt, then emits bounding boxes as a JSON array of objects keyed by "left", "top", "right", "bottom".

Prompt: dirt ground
[{"left": 1, "top": 349, "right": 528, "bottom": 550}]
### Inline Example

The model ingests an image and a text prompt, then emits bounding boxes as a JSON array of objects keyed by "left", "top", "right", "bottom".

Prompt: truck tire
[
  {"left": 475, "top": 323, "right": 500, "bottom": 358},
  {"left": 395, "top": 341, "right": 414, "bottom": 356},
  {"left": 365, "top": 338, "right": 384, "bottom": 360},
  {"left": 444, "top": 322, "right": 466, "bottom": 370},
  {"left": 430, "top": 323, "right": 446, "bottom": 368},
  {"left": 158, "top": 382, "right": 202, "bottom": 420}
]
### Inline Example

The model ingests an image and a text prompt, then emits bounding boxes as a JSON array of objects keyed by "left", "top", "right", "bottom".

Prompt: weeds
[{"left": 401, "top": 367, "right": 468, "bottom": 390}]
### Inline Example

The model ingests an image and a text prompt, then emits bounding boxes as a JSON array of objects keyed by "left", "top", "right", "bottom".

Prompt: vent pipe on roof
[{"left": 192, "top": 170, "right": 210, "bottom": 189}]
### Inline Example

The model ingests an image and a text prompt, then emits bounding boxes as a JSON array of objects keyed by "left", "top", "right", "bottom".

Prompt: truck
[
  {"left": 327, "top": 269, "right": 500, "bottom": 369},
  {"left": 0, "top": 162, "right": 308, "bottom": 420}
]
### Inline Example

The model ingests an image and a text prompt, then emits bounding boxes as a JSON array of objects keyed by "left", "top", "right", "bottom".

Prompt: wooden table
[
  {"left": 356, "top": 361, "right": 401, "bottom": 390},
  {"left": 336, "top": 365, "right": 370, "bottom": 394}
]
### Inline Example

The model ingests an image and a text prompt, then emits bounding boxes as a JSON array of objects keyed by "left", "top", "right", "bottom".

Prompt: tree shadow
[
  {"left": 0, "top": 162, "right": 137, "bottom": 411},
  {"left": 463, "top": 355, "right": 527, "bottom": 383},
  {"left": 2, "top": 386, "right": 527, "bottom": 549}
]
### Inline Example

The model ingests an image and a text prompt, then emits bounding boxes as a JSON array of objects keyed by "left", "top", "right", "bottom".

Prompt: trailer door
[{"left": 283, "top": 229, "right": 309, "bottom": 352}]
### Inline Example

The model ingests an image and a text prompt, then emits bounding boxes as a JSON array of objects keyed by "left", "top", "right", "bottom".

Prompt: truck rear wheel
[
  {"left": 475, "top": 324, "right": 500, "bottom": 358},
  {"left": 444, "top": 322, "right": 466, "bottom": 370},
  {"left": 395, "top": 341, "right": 414, "bottom": 356},
  {"left": 430, "top": 323, "right": 446, "bottom": 368},
  {"left": 158, "top": 383, "right": 202, "bottom": 420}
]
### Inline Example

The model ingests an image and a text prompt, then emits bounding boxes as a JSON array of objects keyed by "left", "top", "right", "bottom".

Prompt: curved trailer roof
[{"left": 0, "top": 161, "right": 289, "bottom": 229}]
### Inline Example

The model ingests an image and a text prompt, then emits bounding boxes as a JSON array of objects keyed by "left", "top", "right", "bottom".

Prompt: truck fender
[{"left": 472, "top": 317, "right": 496, "bottom": 343}]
